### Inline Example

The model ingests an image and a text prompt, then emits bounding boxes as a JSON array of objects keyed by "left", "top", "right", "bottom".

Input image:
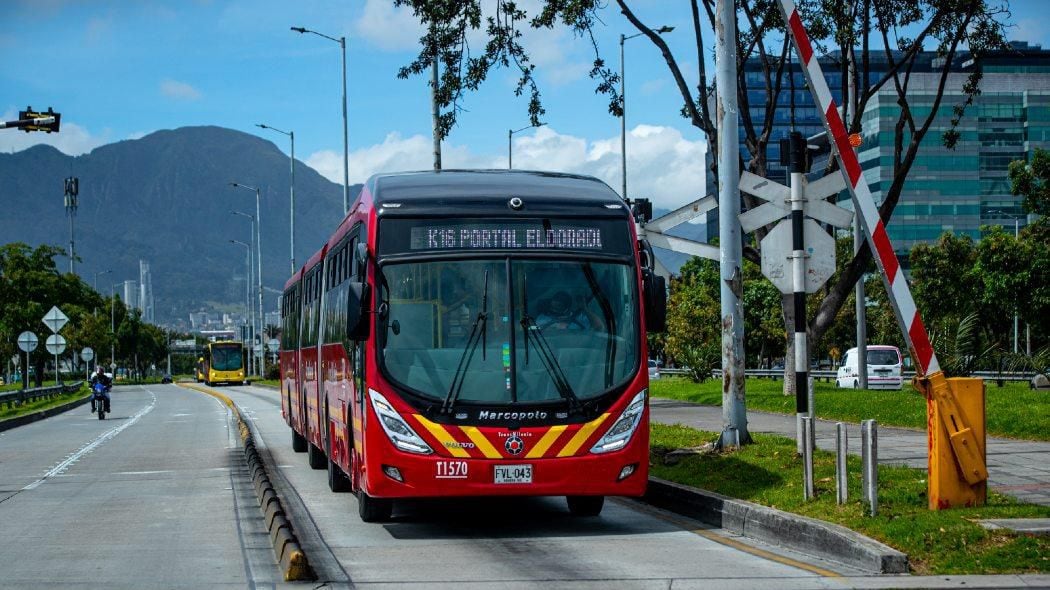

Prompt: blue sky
[{"left": 2, "top": 0, "right": 1047, "bottom": 210}]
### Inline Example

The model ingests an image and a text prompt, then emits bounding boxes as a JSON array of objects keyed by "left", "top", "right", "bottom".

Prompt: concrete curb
[
  {"left": 0, "top": 392, "right": 91, "bottom": 433},
  {"left": 180, "top": 384, "right": 315, "bottom": 581},
  {"left": 643, "top": 477, "right": 909, "bottom": 574}
]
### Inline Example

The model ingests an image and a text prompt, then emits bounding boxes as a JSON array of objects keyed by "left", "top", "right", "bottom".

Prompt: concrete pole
[
  {"left": 432, "top": 57, "right": 442, "bottom": 171},
  {"left": 340, "top": 36, "right": 349, "bottom": 215},
  {"left": 290, "top": 131, "right": 296, "bottom": 274},
  {"left": 508, "top": 128, "right": 513, "bottom": 169},
  {"left": 620, "top": 33, "right": 627, "bottom": 199},
  {"left": 848, "top": 45, "right": 867, "bottom": 390},
  {"left": 254, "top": 187, "right": 265, "bottom": 378},
  {"left": 715, "top": 0, "right": 748, "bottom": 448}
]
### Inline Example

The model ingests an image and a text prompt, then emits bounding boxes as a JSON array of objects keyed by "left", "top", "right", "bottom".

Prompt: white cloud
[
  {"left": 0, "top": 109, "right": 107, "bottom": 156},
  {"left": 353, "top": 0, "right": 424, "bottom": 52},
  {"left": 160, "top": 79, "right": 202, "bottom": 101},
  {"left": 306, "top": 125, "right": 707, "bottom": 210}
]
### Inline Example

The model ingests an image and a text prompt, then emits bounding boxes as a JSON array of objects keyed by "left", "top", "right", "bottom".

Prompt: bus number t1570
[{"left": 436, "top": 461, "right": 468, "bottom": 479}]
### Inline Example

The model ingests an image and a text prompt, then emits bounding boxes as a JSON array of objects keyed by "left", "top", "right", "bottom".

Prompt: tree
[
  {"left": 394, "top": 0, "right": 1009, "bottom": 401},
  {"left": 664, "top": 257, "right": 722, "bottom": 382},
  {"left": 1009, "top": 148, "right": 1050, "bottom": 219},
  {"left": 0, "top": 243, "right": 106, "bottom": 385}
]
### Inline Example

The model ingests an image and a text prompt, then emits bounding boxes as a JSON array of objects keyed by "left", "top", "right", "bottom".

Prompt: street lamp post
[
  {"left": 231, "top": 210, "right": 256, "bottom": 376},
  {"left": 231, "top": 182, "right": 265, "bottom": 378},
  {"left": 256, "top": 124, "right": 296, "bottom": 274},
  {"left": 619, "top": 25, "right": 673, "bottom": 199},
  {"left": 230, "top": 240, "right": 252, "bottom": 375},
  {"left": 93, "top": 269, "right": 111, "bottom": 293},
  {"left": 508, "top": 123, "right": 545, "bottom": 169},
  {"left": 988, "top": 210, "right": 1026, "bottom": 354},
  {"left": 292, "top": 26, "right": 349, "bottom": 215},
  {"left": 110, "top": 281, "right": 124, "bottom": 371}
]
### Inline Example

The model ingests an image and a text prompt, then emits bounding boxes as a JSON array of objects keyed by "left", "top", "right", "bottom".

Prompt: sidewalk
[{"left": 650, "top": 398, "right": 1050, "bottom": 507}]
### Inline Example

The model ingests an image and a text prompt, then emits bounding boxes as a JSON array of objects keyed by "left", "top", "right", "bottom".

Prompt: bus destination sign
[{"left": 410, "top": 225, "right": 603, "bottom": 251}]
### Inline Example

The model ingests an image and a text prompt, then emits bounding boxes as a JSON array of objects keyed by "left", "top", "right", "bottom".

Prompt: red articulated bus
[{"left": 279, "top": 170, "right": 666, "bottom": 522}]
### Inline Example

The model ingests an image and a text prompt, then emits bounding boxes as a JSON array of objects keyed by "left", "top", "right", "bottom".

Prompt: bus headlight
[
  {"left": 591, "top": 389, "right": 646, "bottom": 454},
  {"left": 369, "top": 389, "right": 433, "bottom": 455}
]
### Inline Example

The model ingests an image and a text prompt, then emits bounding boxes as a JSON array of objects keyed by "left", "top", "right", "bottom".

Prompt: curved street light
[
  {"left": 256, "top": 123, "right": 297, "bottom": 273},
  {"left": 620, "top": 25, "right": 674, "bottom": 199},
  {"left": 508, "top": 123, "right": 546, "bottom": 169},
  {"left": 291, "top": 26, "right": 349, "bottom": 215},
  {"left": 230, "top": 182, "right": 265, "bottom": 377}
]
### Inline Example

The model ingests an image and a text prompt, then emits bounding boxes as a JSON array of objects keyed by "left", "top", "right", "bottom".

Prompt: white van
[{"left": 836, "top": 346, "right": 903, "bottom": 390}]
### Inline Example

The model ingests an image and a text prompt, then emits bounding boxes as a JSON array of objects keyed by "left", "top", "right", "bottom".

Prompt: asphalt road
[
  {"left": 0, "top": 384, "right": 281, "bottom": 588},
  {"left": 219, "top": 383, "right": 859, "bottom": 589}
]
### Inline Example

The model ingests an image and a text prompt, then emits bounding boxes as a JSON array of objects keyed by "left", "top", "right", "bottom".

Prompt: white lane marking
[
  {"left": 114, "top": 470, "right": 173, "bottom": 476},
  {"left": 23, "top": 389, "right": 158, "bottom": 490}
]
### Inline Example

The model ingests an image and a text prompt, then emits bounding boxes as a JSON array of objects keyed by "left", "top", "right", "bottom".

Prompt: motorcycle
[{"left": 91, "top": 381, "right": 109, "bottom": 420}]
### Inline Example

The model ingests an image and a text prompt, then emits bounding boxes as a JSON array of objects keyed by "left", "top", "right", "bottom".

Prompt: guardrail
[
  {"left": 659, "top": 368, "right": 1034, "bottom": 384},
  {"left": 0, "top": 381, "right": 85, "bottom": 410}
]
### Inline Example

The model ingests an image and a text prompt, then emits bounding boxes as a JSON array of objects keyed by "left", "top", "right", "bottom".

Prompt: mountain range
[
  {"left": 0, "top": 125, "right": 708, "bottom": 327},
  {"left": 0, "top": 126, "right": 357, "bottom": 325}
]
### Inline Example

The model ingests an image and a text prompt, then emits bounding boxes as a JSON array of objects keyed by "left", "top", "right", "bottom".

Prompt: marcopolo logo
[{"left": 477, "top": 410, "right": 549, "bottom": 421}]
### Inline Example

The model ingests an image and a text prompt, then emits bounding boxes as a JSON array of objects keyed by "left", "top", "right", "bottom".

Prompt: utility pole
[
  {"left": 431, "top": 55, "right": 442, "bottom": 171},
  {"left": 847, "top": 18, "right": 868, "bottom": 390},
  {"left": 64, "top": 177, "right": 78, "bottom": 275},
  {"left": 715, "top": 0, "right": 749, "bottom": 448}
]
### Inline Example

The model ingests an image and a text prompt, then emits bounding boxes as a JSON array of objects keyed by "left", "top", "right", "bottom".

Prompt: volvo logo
[{"left": 504, "top": 434, "right": 525, "bottom": 455}]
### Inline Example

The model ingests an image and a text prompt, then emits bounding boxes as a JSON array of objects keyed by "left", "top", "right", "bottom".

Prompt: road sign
[
  {"left": 81, "top": 347, "right": 95, "bottom": 362},
  {"left": 738, "top": 171, "right": 853, "bottom": 233},
  {"left": 18, "top": 331, "right": 38, "bottom": 353},
  {"left": 254, "top": 344, "right": 264, "bottom": 357},
  {"left": 110, "top": 362, "right": 117, "bottom": 370},
  {"left": 42, "top": 306, "right": 69, "bottom": 333},
  {"left": 760, "top": 219, "right": 836, "bottom": 294},
  {"left": 267, "top": 339, "right": 279, "bottom": 350},
  {"left": 17, "top": 106, "right": 61, "bottom": 133},
  {"left": 45, "top": 334, "right": 67, "bottom": 355}
]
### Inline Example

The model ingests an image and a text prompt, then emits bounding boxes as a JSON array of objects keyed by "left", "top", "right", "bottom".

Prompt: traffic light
[{"left": 18, "top": 106, "right": 61, "bottom": 133}]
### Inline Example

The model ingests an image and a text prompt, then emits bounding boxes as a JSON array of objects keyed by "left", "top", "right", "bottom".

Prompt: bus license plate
[{"left": 494, "top": 464, "right": 532, "bottom": 484}]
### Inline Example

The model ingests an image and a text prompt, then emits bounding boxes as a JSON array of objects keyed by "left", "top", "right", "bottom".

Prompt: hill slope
[{"left": 0, "top": 126, "right": 358, "bottom": 324}]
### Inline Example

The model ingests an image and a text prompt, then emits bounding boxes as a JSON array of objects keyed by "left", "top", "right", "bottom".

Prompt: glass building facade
[{"left": 707, "top": 42, "right": 1048, "bottom": 257}]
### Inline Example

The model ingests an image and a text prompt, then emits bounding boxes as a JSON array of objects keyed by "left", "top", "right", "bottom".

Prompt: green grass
[
  {"left": 650, "top": 377, "right": 1050, "bottom": 441},
  {"left": 651, "top": 422, "right": 1050, "bottom": 575},
  {"left": 252, "top": 378, "right": 280, "bottom": 388},
  {"left": 0, "top": 385, "right": 88, "bottom": 421}
]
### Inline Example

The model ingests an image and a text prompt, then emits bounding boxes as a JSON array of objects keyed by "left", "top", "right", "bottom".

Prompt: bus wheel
[
  {"left": 357, "top": 490, "right": 392, "bottom": 523},
  {"left": 327, "top": 444, "right": 351, "bottom": 493},
  {"left": 291, "top": 429, "right": 307, "bottom": 453},
  {"left": 566, "top": 495, "right": 604, "bottom": 517},
  {"left": 308, "top": 442, "right": 327, "bottom": 470},
  {"left": 326, "top": 406, "right": 351, "bottom": 492}
]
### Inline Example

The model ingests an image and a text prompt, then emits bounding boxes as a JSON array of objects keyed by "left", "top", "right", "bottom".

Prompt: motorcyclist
[{"left": 89, "top": 366, "right": 112, "bottom": 413}]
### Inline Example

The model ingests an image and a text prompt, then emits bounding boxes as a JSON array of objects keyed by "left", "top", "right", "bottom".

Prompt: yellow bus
[{"left": 197, "top": 341, "right": 246, "bottom": 386}]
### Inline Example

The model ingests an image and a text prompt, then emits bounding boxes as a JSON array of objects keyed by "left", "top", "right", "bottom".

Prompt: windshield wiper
[
  {"left": 519, "top": 272, "right": 582, "bottom": 413},
  {"left": 442, "top": 270, "right": 489, "bottom": 414}
]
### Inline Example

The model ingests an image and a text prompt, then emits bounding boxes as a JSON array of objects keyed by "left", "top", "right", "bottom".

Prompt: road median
[{"left": 180, "top": 383, "right": 314, "bottom": 581}]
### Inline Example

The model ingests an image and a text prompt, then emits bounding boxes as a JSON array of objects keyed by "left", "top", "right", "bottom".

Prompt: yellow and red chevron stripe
[{"left": 409, "top": 413, "right": 612, "bottom": 460}]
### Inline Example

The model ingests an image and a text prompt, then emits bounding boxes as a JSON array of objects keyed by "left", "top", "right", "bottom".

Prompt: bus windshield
[
  {"left": 378, "top": 259, "right": 639, "bottom": 405},
  {"left": 211, "top": 345, "right": 243, "bottom": 371}
]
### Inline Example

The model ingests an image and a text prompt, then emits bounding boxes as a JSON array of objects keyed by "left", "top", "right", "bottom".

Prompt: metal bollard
[
  {"left": 861, "top": 419, "right": 878, "bottom": 516},
  {"left": 836, "top": 422, "right": 848, "bottom": 504},
  {"left": 802, "top": 417, "right": 815, "bottom": 500}
]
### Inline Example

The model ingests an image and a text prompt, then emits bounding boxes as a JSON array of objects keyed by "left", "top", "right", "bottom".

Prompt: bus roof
[{"left": 367, "top": 169, "right": 625, "bottom": 212}]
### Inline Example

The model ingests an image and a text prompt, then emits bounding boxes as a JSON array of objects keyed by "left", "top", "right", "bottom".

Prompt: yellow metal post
[{"left": 917, "top": 373, "right": 987, "bottom": 510}]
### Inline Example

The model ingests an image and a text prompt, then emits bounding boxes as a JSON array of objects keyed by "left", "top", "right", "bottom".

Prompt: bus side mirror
[
  {"left": 643, "top": 269, "right": 667, "bottom": 333},
  {"left": 347, "top": 281, "right": 370, "bottom": 340}
]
